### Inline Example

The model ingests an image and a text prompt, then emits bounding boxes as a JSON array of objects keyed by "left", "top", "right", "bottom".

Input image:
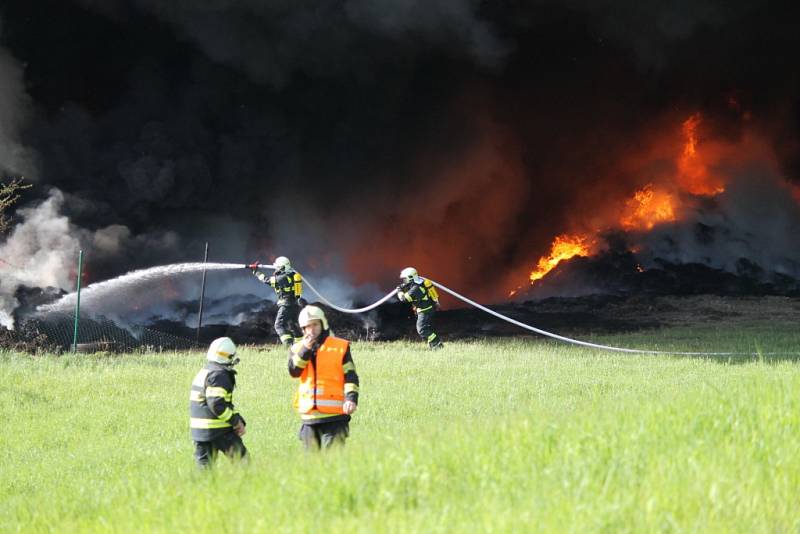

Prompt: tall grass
[{"left": 3, "top": 331, "right": 800, "bottom": 532}]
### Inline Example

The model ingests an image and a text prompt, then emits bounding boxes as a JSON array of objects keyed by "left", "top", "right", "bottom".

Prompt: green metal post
[
  {"left": 196, "top": 242, "right": 209, "bottom": 345},
  {"left": 72, "top": 250, "right": 84, "bottom": 353}
]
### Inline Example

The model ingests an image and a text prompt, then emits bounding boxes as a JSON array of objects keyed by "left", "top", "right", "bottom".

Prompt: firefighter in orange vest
[{"left": 288, "top": 305, "right": 359, "bottom": 450}]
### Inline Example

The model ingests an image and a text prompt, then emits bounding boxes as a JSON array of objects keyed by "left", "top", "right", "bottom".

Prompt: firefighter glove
[{"left": 247, "top": 261, "right": 260, "bottom": 271}]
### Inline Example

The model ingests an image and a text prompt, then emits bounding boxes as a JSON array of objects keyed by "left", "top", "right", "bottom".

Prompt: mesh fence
[{"left": 1, "top": 311, "right": 198, "bottom": 354}]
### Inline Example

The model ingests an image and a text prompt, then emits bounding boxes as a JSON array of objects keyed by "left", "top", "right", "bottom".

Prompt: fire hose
[
  {"left": 35, "top": 260, "right": 793, "bottom": 356},
  {"left": 298, "top": 271, "right": 782, "bottom": 357},
  {"left": 427, "top": 279, "right": 756, "bottom": 356},
  {"left": 303, "top": 277, "right": 399, "bottom": 313},
  {"left": 254, "top": 264, "right": 397, "bottom": 313}
]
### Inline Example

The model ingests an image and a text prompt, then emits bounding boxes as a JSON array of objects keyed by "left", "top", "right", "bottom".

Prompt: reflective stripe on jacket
[
  {"left": 258, "top": 270, "right": 303, "bottom": 305},
  {"left": 401, "top": 278, "right": 439, "bottom": 312},
  {"left": 295, "top": 336, "right": 349, "bottom": 415},
  {"left": 189, "top": 364, "right": 240, "bottom": 442}
]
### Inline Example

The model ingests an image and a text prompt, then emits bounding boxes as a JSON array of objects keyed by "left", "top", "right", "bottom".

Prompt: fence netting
[{"left": 1, "top": 312, "right": 197, "bottom": 354}]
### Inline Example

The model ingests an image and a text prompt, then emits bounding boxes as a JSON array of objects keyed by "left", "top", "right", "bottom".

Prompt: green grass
[{"left": 3, "top": 329, "right": 800, "bottom": 532}]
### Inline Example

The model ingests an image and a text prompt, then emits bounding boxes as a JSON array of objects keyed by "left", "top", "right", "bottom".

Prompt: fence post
[
  {"left": 196, "top": 242, "right": 209, "bottom": 345},
  {"left": 72, "top": 249, "right": 84, "bottom": 353}
]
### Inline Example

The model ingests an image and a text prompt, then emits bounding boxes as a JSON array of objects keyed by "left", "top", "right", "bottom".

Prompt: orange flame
[
  {"left": 682, "top": 113, "right": 700, "bottom": 157},
  {"left": 529, "top": 234, "right": 592, "bottom": 283},
  {"left": 619, "top": 183, "right": 677, "bottom": 230},
  {"left": 678, "top": 113, "right": 724, "bottom": 195},
  {"left": 525, "top": 111, "right": 739, "bottom": 290}
]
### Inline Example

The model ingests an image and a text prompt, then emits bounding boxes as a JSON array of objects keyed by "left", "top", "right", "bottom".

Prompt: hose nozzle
[{"left": 245, "top": 261, "right": 274, "bottom": 270}]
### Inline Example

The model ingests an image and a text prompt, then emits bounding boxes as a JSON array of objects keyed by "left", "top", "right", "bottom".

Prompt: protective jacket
[
  {"left": 289, "top": 332, "right": 359, "bottom": 424},
  {"left": 189, "top": 362, "right": 244, "bottom": 442},
  {"left": 256, "top": 269, "right": 302, "bottom": 306},
  {"left": 398, "top": 278, "right": 440, "bottom": 313}
]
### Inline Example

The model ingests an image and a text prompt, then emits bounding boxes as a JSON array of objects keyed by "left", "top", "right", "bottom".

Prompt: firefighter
[
  {"left": 189, "top": 337, "right": 248, "bottom": 468},
  {"left": 248, "top": 256, "right": 304, "bottom": 346},
  {"left": 396, "top": 267, "right": 444, "bottom": 349},
  {"left": 288, "top": 305, "right": 359, "bottom": 450}
]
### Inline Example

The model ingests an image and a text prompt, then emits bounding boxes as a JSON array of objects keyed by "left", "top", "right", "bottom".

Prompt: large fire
[
  {"left": 678, "top": 113, "right": 725, "bottom": 196},
  {"left": 527, "top": 111, "right": 726, "bottom": 286},
  {"left": 529, "top": 234, "right": 592, "bottom": 283},
  {"left": 619, "top": 183, "right": 677, "bottom": 231}
]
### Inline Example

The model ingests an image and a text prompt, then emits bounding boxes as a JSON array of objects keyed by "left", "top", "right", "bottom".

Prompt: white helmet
[
  {"left": 298, "top": 305, "right": 328, "bottom": 330},
  {"left": 274, "top": 256, "right": 291, "bottom": 272},
  {"left": 400, "top": 266, "right": 418, "bottom": 282},
  {"left": 206, "top": 337, "right": 239, "bottom": 365}
]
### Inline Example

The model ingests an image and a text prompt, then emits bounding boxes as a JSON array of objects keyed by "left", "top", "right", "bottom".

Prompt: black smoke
[{"left": 1, "top": 0, "right": 800, "bottom": 327}]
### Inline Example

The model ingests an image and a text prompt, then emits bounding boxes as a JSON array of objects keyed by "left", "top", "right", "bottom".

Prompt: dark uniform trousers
[
  {"left": 416, "top": 310, "right": 442, "bottom": 348},
  {"left": 194, "top": 432, "right": 248, "bottom": 467},
  {"left": 275, "top": 302, "right": 302, "bottom": 346},
  {"left": 298, "top": 419, "right": 350, "bottom": 450}
]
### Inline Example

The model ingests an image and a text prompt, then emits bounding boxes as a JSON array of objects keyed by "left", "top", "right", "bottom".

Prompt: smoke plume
[
  {"left": 1, "top": 1, "right": 800, "bottom": 326},
  {"left": 0, "top": 40, "right": 38, "bottom": 179}
]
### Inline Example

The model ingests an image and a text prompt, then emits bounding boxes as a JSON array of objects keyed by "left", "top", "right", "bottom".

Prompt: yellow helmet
[
  {"left": 206, "top": 337, "right": 239, "bottom": 365},
  {"left": 298, "top": 305, "right": 328, "bottom": 330}
]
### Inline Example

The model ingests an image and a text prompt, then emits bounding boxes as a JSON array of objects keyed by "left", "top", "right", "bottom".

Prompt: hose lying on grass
[{"left": 302, "top": 273, "right": 793, "bottom": 357}]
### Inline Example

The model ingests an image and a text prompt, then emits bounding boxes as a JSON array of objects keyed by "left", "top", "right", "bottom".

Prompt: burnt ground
[
  {"left": 195, "top": 294, "right": 800, "bottom": 345},
  {"left": 6, "top": 288, "right": 799, "bottom": 352},
  {"left": 6, "top": 257, "right": 799, "bottom": 351}
]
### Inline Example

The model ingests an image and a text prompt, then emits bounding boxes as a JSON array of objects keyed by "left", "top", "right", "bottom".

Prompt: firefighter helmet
[
  {"left": 207, "top": 337, "right": 239, "bottom": 365},
  {"left": 400, "top": 267, "right": 418, "bottom": 282},
  {"left": 274, "top": 256, "right": 291, "bottom": 272},
  {"left": 298, "top": 305, "right": 328, "bottom": 330}
]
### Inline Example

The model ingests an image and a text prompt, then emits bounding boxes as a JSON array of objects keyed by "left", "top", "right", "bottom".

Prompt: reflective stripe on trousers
[{"left": 190, "top": 417, "right": 233, "bottom": 429}]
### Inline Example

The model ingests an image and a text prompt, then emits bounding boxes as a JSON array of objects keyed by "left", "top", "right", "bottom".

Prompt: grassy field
[{"left": 3, "top": 325, "right": 800, "bottom": 532}]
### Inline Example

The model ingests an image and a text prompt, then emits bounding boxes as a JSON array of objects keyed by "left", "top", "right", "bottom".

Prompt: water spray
[
  {"left": 37, "top": 262, "right": 263, "bottom": 315},
  {"left": 31, "top": 259, "right": 797, "bottom": 357},
  {"left": 0, "top": 257, "right": 22, "bottom": 269}
]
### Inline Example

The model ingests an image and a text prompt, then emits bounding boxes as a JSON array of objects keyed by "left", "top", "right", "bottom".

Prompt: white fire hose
[
  {"left": 299, "top": 271, "right": 791, "bottom": 357},
  {"left": 428, "top": 280, "right": 755, "bottom": 356},
  {"left": 303, "top": 277, "right": 399, "bottom": 313},
  {"left": 256, "top": 264, "right": 397, "bottom": 313},
  {"left": 39, "top": 261, "right": 794, "bottom": 356}
]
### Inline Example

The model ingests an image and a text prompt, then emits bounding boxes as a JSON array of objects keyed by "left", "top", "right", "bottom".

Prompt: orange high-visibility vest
[{"left": 295, "top": 336, "right": 349, "bottom": 414}]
